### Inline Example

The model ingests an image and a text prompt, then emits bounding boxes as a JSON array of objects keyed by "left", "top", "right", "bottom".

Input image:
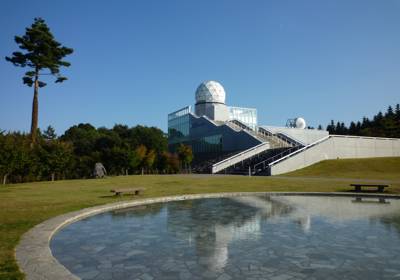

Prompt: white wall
[
  {"left": 270, "top": 135, "right": 400, "bottom": 175},
  {"left": 261, "top": 126, "right": 328, "bottom": 145},
  {"left": 195, "top": 103, "right": 229, "bottom": 122}
]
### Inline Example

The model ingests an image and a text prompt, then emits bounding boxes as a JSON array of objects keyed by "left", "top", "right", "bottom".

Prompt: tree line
[
  {"left": 0, "top": 124, "right": 193, "bottom": 184},
  {"left": 2, "top": 18, "right": 195, "bottom": 185},
  {"left": 326, "top": 104, "right": 400, "bottom": 138}
]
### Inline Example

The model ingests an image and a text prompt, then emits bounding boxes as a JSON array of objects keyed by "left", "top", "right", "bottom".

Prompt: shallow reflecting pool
[{"left": 51, "top": 195, "right": 400, "bottom": 279}]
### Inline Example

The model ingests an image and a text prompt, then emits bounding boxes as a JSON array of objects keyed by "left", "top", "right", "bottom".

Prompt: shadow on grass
[
  {"left": 98, "top": 194, "right": 147, "bottom": 199},
  {"left": 98, "top": 195, "right": 120, "bottom": 199}
]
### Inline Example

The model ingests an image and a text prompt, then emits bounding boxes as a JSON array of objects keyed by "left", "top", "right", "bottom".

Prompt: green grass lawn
[
  {"left": 1, "top": 157, "right": 400, "bottom": 280},
  {"left": 286, "top": 157, "right": 400, "bottom": 180}
]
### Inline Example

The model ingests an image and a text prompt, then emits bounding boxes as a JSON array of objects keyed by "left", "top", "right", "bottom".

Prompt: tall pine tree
[{"left": 6, "top": 18, "right": 73, "bottom": 143}]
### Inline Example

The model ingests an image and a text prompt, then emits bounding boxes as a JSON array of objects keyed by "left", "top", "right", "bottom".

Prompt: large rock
[{"left": 94, "top": 162, "right": 107, "bottom": 178}]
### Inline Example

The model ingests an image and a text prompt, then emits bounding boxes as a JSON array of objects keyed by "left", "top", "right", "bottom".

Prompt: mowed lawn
[
  {"left": 1, "top": 157, "right": 400, "bottom": 280},
  {"left": 286, "top": 157, "right": 400, "bottom": 180}
]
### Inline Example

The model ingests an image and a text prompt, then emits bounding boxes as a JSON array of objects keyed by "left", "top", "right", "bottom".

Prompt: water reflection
[
  {"left": 352, "top": 197, "right": 389, "bottom": 204},
  {"left": 163, "top": 195, "right": 400, "bottom": 272},
  {"left": 51, "top": 195, "right": 400, "bottom": 280},
  {"left": 275, "top": 195, "right": 400, "bottom": 222},
  {"left": 166, "top": 196, "right": 294, "bottom": 272}
]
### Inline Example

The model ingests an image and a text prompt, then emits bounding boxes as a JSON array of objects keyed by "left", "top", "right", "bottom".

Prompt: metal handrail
[
  {"left": 252, "top": 145, "right": 302, "bottom": 171},
  {"left": 258, "top": 132, "right": 288, "bottom": 148},
  {"left": 258, "top": 126, "right": 275, "bottom": 135},
  {"left": 227, "top": 120, "right": 270, "bottom": 144},
  {"left": 276, "top": 132, "right": 306, "bottom": 146},
  {"left": 230, "top": 120, "right": 295, "bottom": 149},
  {"left": 258, "top": 126, "right": 312, "bottom": 147},
  {"left": 242, "top": 134, "right": 399, "bottom": 175},
  {"left": 212, "top": 142, "right": 269, "bottom": 168},
  {"left": 330, "top": 134, "right": 400, "bottom": 141},
  {"left": 258, "top": 127, "right": 294, "bottom": 148},
  {"left": 228, "top": 120, "right": 259, "bottom": 136},
  {"left": 225, "top": 121, "right": 242, "bottom": 132},
  {"left": 229, "top": 119, "right": 253, "bottom": 131},
  {"left": 268, "top": 135, "right": 331, "bottom": 167}
]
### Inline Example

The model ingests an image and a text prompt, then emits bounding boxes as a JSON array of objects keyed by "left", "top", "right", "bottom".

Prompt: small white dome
[
  {"left": 195, "top": 81, "right": 226, "bottom": 104},
  {"left": 295, "top": 117, "right": 306, "bottom": 129}
]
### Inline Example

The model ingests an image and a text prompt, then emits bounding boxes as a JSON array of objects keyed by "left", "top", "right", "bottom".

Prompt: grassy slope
[
  {"left": 1, "top": 157, "right": 400, "bottom": 279},
  {"left": 286, "top": 157, "right": 400, "bottom": 180}
]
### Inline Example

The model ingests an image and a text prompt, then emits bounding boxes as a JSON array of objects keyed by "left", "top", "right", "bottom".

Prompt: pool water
[{"left": 51, "top": 195, "right": 400, "bottom": 280}]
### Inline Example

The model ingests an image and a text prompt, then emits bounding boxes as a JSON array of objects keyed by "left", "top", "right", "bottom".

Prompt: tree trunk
[
  {"left": 31, "top": 71, "right": 39, "bottom": 143},
  {"left": 3, "top": 174, "right": 8, "bottom": 185},
  {"left": 51, "top": 173, "right": 55, "bottom": 182}
]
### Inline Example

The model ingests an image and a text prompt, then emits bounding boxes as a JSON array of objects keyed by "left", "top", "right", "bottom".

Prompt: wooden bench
[
  {"left": 351, "top": 197, "right": 390, "bottom": 204},
  {"left": 110, "top": 188, "right": 145, "bottom": 196},
  {"left": 350, "top": 184, "right": 389, "bottom": 193}
]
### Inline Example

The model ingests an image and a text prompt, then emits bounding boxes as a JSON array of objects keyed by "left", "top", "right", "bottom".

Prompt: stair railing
[
  {"left": 251, "top": 135, "right": 332, "bottom": 176},
  {"left": 258, "top": 127, "right": 293, "bottom": 148},
  {"left": 252, "top": 145, "right": 303, "bottom": 174},
  {"left": 212, "top": 142, "right": 270, "bottom": 174}
]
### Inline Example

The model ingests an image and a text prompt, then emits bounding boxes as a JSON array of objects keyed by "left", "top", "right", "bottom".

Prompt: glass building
[
  {"left": 168, "top": 81, "right": 261, "bottom": 161},
  {"left": 228, "top": 107, "right": 257, "bottom": 130},
  {"left": 168, "top": 106, "right": 192, "bottom": 146},
  {"left": 168, "top": 106, "right": 225, "bottom": 155}
]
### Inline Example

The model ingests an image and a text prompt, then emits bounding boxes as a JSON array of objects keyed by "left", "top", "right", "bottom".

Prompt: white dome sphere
[
  {"left": 295, "top": 117, "right": 307, "bottom": 129},
  {"left": 195, "top": 81, "right": 226, "bottom": 104}
]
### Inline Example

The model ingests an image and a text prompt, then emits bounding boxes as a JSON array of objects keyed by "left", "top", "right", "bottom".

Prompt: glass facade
[
  {"left": 168, "top": 107, "right": 223, "bottom": 154},
  {"left": 168, "top": 107, "right": 192, "bottom": 145},
  {"left": 168, "top": 105, "right": 259, "bottom": 157},
  {"left": 192, "top": 134, "right": 222, "bottom": 153},
  {"left": 228, "top": 106, "right": 257, "bottom": 130},
  {"left": 168, "top": 106, "right": 192, "bottom": 121}
]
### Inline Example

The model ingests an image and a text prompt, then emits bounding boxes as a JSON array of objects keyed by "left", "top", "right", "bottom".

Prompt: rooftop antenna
[{"left": 286, "top": 117, "right": 306, "bottom": 129}]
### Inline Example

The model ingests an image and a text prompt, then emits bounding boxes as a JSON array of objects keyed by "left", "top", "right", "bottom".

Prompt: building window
[
  {"left": 228, "top": 106, "right": 257, "bottom": 130},
  {"left": 192, "top": 134, "right": 222, "bottom": 153},
  {"left": 168, "top": 107, "right": 192, "bottom": 145}
]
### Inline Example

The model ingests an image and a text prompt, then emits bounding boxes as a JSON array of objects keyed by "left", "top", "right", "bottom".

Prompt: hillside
[{"left": 285, "top": 157, "right": 400, "bottom": 180}]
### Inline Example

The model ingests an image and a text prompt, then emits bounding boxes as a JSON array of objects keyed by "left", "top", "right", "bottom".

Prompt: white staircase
[
  {"left": 210, "top": 119, "right": 305, "bottom": 174},
  {"left": 212, "top": 142, "right": 270, "bottom": 174}
]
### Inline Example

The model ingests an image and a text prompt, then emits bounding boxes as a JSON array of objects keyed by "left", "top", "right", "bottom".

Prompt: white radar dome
[
  {"left": 195, "top": 81, "right": 226, "bottom": 104},
  {"left": 295, "top": 117, "right": 307, "bottom": 129}
]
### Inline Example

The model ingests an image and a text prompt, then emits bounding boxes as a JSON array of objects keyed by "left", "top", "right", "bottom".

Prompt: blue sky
[{"left": 1, "top": 0, "right": 399, "bottom": 134}]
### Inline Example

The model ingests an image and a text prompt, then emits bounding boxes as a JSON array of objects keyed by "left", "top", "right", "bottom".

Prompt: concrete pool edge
[{"left": 16, "top": 192, "right": 400, "bottom": 280}]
